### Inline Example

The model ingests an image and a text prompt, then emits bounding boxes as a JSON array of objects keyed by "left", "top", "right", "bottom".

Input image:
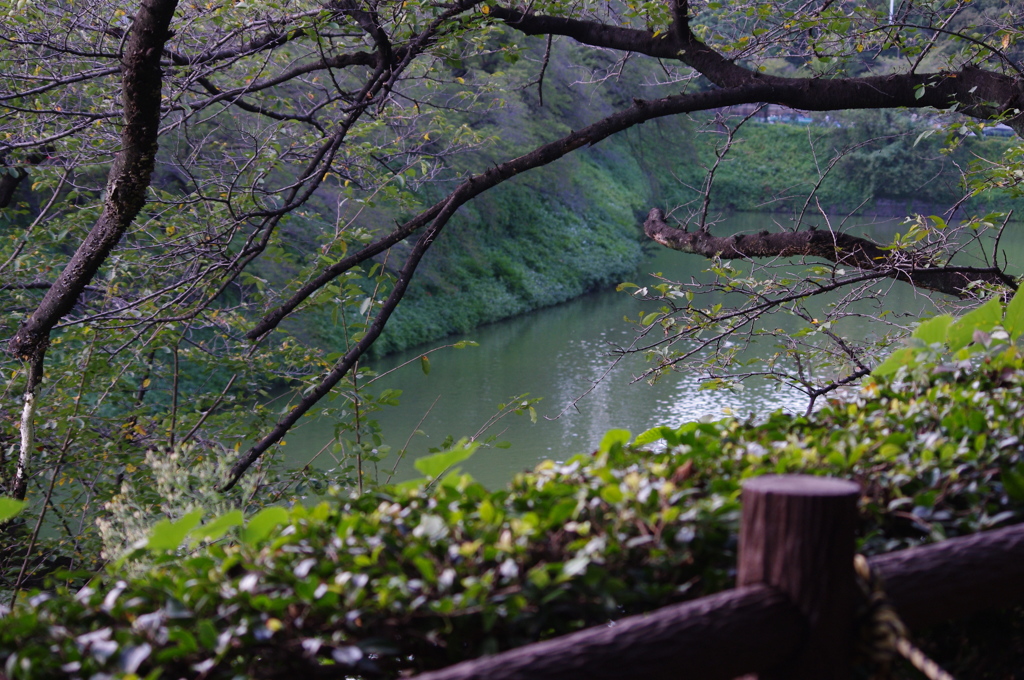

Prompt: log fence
[{"left": 411, "top": 474, "right": 1024, "bottom": 680}]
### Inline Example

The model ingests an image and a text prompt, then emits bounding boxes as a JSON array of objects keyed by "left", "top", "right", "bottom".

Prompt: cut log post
[{"left": 737, "top": 474, "right": 861, "bottom": 680}]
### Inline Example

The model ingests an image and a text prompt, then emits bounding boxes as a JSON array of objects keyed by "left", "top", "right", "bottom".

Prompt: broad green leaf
[
  {"left": 147, "top": 510, "right": 204, "bottom": 551},
  {"left": 0, "top": 497, "right": 26, "bottom": 524},
  {"left": 872, "top": 347, "right": 916, "bottom": 377},
  {"left": 548, "top": 498, "right": 577, "bottom": 525},
  {"left": 242, "top": 506, "right": 290, "bottom": 545},
  {"left": 641, "top": 312, "right": 660, "bottom": 326},
  {"left": 191, "top": 510, "right": 244, "bottom": 545},
  {"left": 947, "top": 297, "right": 1003, "bottom": 351},
  {"left": 598, "top": 429, "right": 632, "bottom": 455},
  {"left": 633, "top": 427, "right": 665, "bottom": 446},
  {"left": 1004, "top": 287, "right": 1024, "bottom": 340},
  {"left": 414, "top": 440, "right": 480, "bottom": 479},
  {"left": 420, "top": 355, "right": 431, "bottom": 375},
  {"left": 600, "top": 484, "right": 624, "bottom": 504},
  {"left": 911, "top": 314, "right": 952, "bottom": 345}
]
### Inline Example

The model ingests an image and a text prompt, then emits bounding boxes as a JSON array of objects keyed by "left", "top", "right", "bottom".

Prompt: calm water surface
[{"left": 279, "top": 213, "right": 1005, "bottom": 488}]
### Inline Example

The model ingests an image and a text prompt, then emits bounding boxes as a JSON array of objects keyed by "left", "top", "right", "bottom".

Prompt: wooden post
[{"left": 737, "top": 475, "right": 860, "bottom": 680}]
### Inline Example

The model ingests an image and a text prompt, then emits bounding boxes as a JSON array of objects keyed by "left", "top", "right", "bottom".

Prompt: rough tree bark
[
  {"left": 5, "top": 0, "right": 179, "bottom": 499},
  {"left": 644, "top": 208, "right": 1018, "bottom": 298},
  {"left": 491, "top": 6, "right": 1024, "bottom": 132},
  {"left": 7, "top": 0, "right": 179, "bottom": 366}
]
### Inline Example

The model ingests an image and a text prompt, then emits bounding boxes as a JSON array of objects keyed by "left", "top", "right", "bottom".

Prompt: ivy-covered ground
[{"left": 5, "top": 325, "right": 1024, "bottom": 679}]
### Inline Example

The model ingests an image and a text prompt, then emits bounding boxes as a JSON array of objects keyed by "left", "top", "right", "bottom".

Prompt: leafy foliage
[{"left": 5, "top": 344, "right": 1024, "bottom": 676}]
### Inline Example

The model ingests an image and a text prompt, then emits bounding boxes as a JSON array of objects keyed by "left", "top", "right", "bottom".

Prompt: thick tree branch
[
  {"left": 224, "top": 197, "right": 455, "bottom": 489},
  {"left": 491, "top": 7, "right": 1024, "bottom": 131},
  {"left": 644, "top": 208, "right": 1017, "bottom": 298},
  {"left": 8, "top": 0, "right": 179, "bottom": 364},
  {"left": 248, "top": 84, "right": 783, "bottom": 341}
]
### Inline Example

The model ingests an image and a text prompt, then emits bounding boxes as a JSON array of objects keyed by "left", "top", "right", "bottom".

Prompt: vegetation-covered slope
[{"left": 327, "top": 107, "right": 1016, "bottom": 355}]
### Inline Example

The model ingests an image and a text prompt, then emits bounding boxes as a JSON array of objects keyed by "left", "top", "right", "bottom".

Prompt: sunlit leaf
[
  {"left": 414, "top": 440, "right": 480, "bottom": 479},
  {"left": 947, "top": 297, "right": 1002, "bottom": 351},
  {"left": 598, "top": 429, "right": 631, "bottom": 455},
  {"left": 191, "top": 510, "right": 244, "bottom": 545},
  {"left": 147, "top": 510, "right": 204, "bottom": 552},
  {"left": 242, "top": 506, "right": 290, "bottom": 545},
  {"left": 1004, "top": 287, "right": 1024, "bottom": 340},
  {"left": 872, "top": 347, "right": 916, "bottom": 377},
  {"left": 911, "top": 314, "right": 952, "bottom": 345},
  {"left": 0, "top": 497, "right": 26, "bottom": 524}
]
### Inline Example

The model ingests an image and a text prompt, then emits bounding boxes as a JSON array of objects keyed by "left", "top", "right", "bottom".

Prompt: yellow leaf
[
  {"left": 1003, "top": 34, "right": 1011, "bottom": 49},
  {"left": 481, "top": 4, "right": 490, "bottom": 13},
  {"left": 142, "top": 378, "right": 151, "bottom": 388},
  {"left": 423, "top": 132, "right": 430, "bottom": 140},
  {"left": 266, "top": 618, "right": 283, "bottom": 632},
  {"left": 166, "top": 226, "right": 176, "bottom": 236}
]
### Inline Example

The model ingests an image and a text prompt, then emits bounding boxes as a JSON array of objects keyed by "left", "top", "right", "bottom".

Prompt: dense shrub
[{"left": 5, "top": 332, "right": 1024, "bottom": 677}]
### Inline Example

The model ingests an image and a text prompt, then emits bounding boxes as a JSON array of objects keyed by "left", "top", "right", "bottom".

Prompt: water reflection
[{"left": 281, "top": 212, "right": 1014, "bottom": 488}]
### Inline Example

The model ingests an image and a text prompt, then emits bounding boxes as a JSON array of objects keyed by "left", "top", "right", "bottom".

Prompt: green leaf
[
  {"left": 1004, "top": 287, "right": 1024, "bottom": 340},
  {"left": 548, "top": 498, "right": 577, "bottom": 525},
  {"left": 420, "top": 355, "right": 431, "bottom": 375},
  {"left": 0, "top": 497, "right": 26, "bottom": 524},
  {"left": 191, "top": 510, "right": 244, "bottom": 545},
  {"left": 633, "top": 427, "right": 664, "bottom": 446},
  {"left": 242, "top": 506, "right": 290, "bottom": 545},
  {"left": 196, "top": 619, "right": 219, "bottom": 650},
  {"left": 911, "top": 314, "right": 953, "bottom": 345},
  {"left": 414, "top": 440, "right": 480, "bottom": 479},
  {"left": 1002, "top": 466, "right": 1024, "bottom": 503},
  {"left": 147, "top": 510, "right": 204, "bottom": 552},
  {"left": 947, "top": 297, "right": 1003, "bottom": 351},
  {"left": 598, "top": 429, "right": 632, "bottom": 455},
  {"left": 872, "top": 347, "right": 916, "bottom": 377},
  {"left": 600, "top": 484, "right": 624, "bottom": 504},
  {"left": 641, "top": 312, "right": 660, "bottom": 326},
  {"left": 616, "top": 282, "right": 638, "bottom": 291}
]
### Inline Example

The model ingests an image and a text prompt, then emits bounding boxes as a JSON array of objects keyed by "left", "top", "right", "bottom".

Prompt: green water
[{"left": 278, "top": 213, "right": 1013, "bottom": 488}]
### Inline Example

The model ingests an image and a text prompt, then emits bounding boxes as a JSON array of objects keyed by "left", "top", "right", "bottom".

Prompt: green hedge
[{"left": 5, "top": 342, "right": 1024, "bottom": 677}]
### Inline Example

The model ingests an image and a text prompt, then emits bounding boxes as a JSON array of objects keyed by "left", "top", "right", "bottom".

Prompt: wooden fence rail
[{"left": 412, "top": 474, "right": 1024, "bottom": 680}]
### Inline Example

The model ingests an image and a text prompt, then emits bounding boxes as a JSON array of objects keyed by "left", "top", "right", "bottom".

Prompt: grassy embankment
[{"left": 327, "top": 113, "right": 1016, "bottom": 356}]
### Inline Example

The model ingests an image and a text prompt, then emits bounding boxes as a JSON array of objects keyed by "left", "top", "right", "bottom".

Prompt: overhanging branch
[
  {"left": 491, "top": 6, "right": 1024, "bottom": 130},
  {"left": 644, "top": 208, "right": 1017, "bottom": 298}
]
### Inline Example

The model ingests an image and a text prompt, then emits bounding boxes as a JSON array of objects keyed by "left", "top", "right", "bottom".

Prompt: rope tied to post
[{"left": 854, "top": 554, "right": 955, "bottom": 680}]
